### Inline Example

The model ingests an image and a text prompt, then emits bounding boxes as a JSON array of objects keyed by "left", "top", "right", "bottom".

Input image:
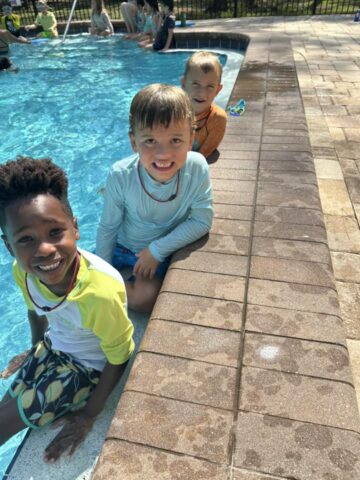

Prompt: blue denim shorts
[{"left": 112, "top": 244, "right": 170, "bottom": 279}]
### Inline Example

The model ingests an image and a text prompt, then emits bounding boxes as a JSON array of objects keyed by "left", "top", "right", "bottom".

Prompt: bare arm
[
  {"left": 0, "top": 30, "right": 29, "bottom": 44},
  {"left": 102, "top": 12, "right": 114, "bottom": 34},
  {"left": 44, "top": 361, "right": 128, "bottom": 462},
  {"left": 84, "top": 361, "right": 127, "bottom": 417},
  {"left": 28, "top": 310, "right": 48, "bottom": 345}
]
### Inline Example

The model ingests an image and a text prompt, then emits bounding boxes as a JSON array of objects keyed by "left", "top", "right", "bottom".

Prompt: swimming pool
[{"left": 0, "top": 34, "right": 243, "bottom": 476}]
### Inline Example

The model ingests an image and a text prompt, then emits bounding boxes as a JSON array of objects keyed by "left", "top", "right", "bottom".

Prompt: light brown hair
[
  {"left": 184, "top": 51, "right": 222, "bottom": 83},
  {"left": 129, "top": 84, "right": 193, "bottom": 133}
]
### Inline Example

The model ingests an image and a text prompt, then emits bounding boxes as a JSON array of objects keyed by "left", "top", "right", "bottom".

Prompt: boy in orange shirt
[{"left": 181, "top": 51, "right": 227, "bottom": 161}]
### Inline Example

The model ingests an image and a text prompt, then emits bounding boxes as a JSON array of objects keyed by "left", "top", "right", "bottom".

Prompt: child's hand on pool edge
[
  {"left": 43, "top": 410, "right": 95, "bottom": 462},
  {"left": 134, "top": 247, "right": 159, "bottom": 279},
  {"left": 0, "top": 350, "right": 30, "bottom": 379}
]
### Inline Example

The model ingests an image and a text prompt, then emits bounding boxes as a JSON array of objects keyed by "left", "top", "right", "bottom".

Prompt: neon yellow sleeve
[
  {"left": 12, "top": 261, "right": 34, "bottom": 310},
  {"left": 13, "top": 14, "right": 20, "bottom": 29},
  {"left": 80, "top": 273, "right": 135, "bottom": 365}
]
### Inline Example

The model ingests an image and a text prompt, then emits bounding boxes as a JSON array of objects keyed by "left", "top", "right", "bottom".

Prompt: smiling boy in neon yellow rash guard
[{"left": 0, "top": 156, "right": 134, "bottom": 462}]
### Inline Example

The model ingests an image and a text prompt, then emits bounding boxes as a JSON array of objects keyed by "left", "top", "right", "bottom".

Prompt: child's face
[
  {"left": 182, "top": 65, "right": 222, "bottom": 116},
  {"left": 130, "top": 118, "right": 193, "bottom": 183},
  {"left": 37, "top": 2, "right": 47, "bottom": 11},
  {"left": 2, "top": 194, "right": 80, "bottom": 293}
]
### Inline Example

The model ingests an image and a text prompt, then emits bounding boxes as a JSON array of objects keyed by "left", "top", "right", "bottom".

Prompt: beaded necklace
[
  {"left": 137, "top": 162, "right": 179, "bottom": 202},
  {"left": 25, "top": 252, "right": 80, "bottom": 312}
]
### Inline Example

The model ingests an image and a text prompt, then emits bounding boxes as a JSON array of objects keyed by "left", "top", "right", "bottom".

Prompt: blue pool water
[{"left": 0, "top": 34, "right": 241, "bottom": 476}]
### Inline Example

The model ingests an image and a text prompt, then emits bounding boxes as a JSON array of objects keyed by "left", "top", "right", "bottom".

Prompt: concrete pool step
[
  {"left": 4, "top": 311, "right": 148, "bottom": 480},
  {"left": 91, "top": 26, "right": 360, "bottom": 480}
]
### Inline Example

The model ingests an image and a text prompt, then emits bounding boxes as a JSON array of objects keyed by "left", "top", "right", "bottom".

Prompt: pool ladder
[{"left": 62, "top": 0, "right": 78, "bottom": 43}]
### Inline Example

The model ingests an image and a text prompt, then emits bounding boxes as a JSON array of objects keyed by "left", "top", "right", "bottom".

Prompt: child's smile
[
  {"left": 35, "top": 256, "right": 64, "bottom": 273},
  {"left": 2, "top": 194, "right": 79, "bottom": 295},
  {"left": 130, "top": 119, "right": 193, "bottom": 183},
  {"left": 153, "top": 160, "right": 174, "bottom": 171}
]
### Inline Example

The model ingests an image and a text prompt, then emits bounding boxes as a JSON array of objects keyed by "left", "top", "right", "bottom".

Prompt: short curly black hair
[{"left": 0, "top": 156, "right": 73, "bottom": 230}]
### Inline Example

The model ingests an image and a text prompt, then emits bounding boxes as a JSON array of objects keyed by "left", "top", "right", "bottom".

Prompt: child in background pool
[
  {"left": 124, "top": 0, "right": 145, "bottom": 39},
  {"left": 150, "top": 0, "right": 175, "bottom": 52},
  {"left": 90, "top": 0, "right": 114, "bottom": 36},
  {"left": 25, "top": 0, "right": 58, "bottom": 39},
  {"left": 138, "top": 0, "right": 160, "bottom": 48},
  {"left": 1, "top": 4, "right": 21, "bottom": 37},
  {"left": 120, "top": 0, "right": 138, "bottom": 34},
  {"left": 0, "top": 157, "right": 134, "bottom": 462},
  {"left": 96, "top": 84, "right": 213, "bottom": 313},
  {"left": 181, "top": 51, "right": 227, "bottom": 161}
]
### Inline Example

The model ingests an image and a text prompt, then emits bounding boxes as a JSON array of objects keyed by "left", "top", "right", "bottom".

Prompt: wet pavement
[{"left": 91, "top": 16, "right": 360, "bottom": 480}]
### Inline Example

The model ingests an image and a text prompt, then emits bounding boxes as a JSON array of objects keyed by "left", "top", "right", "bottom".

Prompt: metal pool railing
[
  {"left": 12, "top": 0, "right": 360, "bottom": 25},
  {"left": 62, "top": 0, "right": 79, "bottom": 42}
]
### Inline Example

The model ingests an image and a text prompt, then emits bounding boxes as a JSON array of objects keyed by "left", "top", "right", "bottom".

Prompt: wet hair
[
  {"left": 184, "top": 51, "right": 222, "bottom": 82},
  {"left": 91, "top": 0, "right": 105, "bottom": 15},
  {"left": 144, "top": 0, "right": 158, "bottom": 12},
  {"left": 159, "top": 0, "right": 173, "bottom": 11},
  {"left": 0, "top": 156, "right": 73, "bottom": 230},
  {"left": 0, "top": 57, "right": 12, "bottom": 71},
  {"left": 129, "top": 83, "right": 193, "bottom": 133}
]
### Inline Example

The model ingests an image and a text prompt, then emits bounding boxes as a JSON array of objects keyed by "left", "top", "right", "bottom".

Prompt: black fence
[{"left": 9, "top": 0, "right": 359, "bottom": 25}]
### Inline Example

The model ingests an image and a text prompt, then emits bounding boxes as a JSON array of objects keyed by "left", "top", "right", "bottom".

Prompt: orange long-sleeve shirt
[{"left": 192, "top": 103, "right": 227, "bottom": 159}]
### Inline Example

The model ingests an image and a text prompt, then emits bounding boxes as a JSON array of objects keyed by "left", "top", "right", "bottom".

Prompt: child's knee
[{"left": 126, "top": 277, "right": 162, "bottom": 313}]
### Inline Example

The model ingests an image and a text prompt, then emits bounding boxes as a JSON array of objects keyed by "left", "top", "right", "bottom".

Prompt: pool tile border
[{"left": 86, "top": 25, "right": 360, "bottom": 480}]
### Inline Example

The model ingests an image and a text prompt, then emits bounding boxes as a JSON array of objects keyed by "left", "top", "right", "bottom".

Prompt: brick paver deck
[{"left": 93, "top": 16, "right": 360, "bottom": 479}]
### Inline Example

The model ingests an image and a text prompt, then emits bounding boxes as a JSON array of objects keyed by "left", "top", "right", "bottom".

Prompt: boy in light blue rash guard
[{"left": 96, "top": 84, "right": 213, "bottom": 313}]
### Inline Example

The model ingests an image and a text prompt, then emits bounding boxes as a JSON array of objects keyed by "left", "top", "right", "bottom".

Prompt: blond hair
[
  {"left": 129, "top": 84, "right": 193, "bottom": 133},
  {"left": 184, "top": 51, "right": 222, "bottom": 82}
]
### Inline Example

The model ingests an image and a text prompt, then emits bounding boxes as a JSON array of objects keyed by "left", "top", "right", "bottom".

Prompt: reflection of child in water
[
  {"left": 25, "top": 0, "right": 58, "bottom": 39},
  {"left": 90, "top": 0, "right": 114, "bottom": 36}
]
